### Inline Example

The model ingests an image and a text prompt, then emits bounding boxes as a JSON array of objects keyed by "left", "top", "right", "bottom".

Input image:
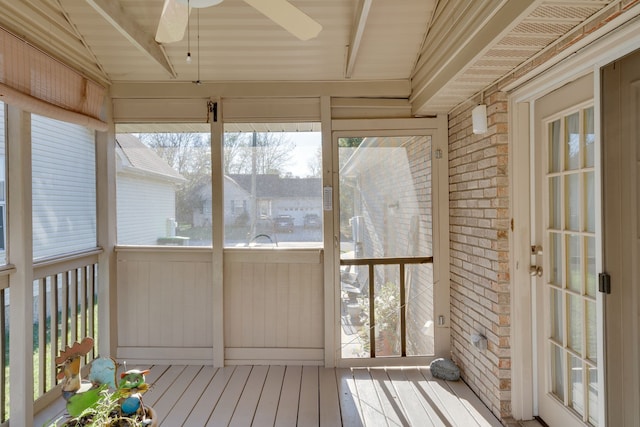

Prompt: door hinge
[{"left": 598, "top": 272, "right": 611, "bottom": 294}]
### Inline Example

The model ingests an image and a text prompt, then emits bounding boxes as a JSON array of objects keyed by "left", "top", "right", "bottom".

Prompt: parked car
[
  {"left": 304, "top": 213, "right": 321, "bottom": 228},
  {"left": 274, "top": 214, "right": 294, "bottom": 232}
]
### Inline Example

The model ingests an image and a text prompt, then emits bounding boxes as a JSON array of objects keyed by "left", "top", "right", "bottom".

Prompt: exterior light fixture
[{"left": 472, "top": 104, "right": 488, "bottom": 134}]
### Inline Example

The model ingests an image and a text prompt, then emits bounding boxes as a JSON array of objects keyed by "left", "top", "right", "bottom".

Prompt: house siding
[
  {"left": 116, "top": 174, "right": 177, "bottom": 245},
  {"left": 448, "top": 88, "right": 511, "bottom": 419},
  {"left": 31, "top": 115, "right": 97, "bottom": 260},
  {"left": 349, "top": 136, "right": 435, "bottom": 356}
]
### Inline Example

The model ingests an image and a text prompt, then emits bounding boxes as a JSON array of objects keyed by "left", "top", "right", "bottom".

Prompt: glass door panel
[{"left": 544, "top": 106, "right": 599, "bottom": 425}]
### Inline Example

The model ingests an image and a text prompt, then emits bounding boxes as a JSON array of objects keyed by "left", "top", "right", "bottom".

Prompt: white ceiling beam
[
  {"left": 411, "top": 0, "right": 540, "bottom": 115},
  {"left": 110, "top": 80, "right": 411, "bottom": 99},
  {"left": 345, "top": 0, "right": 373, "bottom": 79},
  {"left": 84, "top": 0, "right": 177, "bottom": 78}
]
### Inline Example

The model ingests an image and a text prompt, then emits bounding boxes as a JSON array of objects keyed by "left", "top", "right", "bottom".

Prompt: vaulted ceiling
[{"left": 0, "top": 0, "right": 636, "bottom": 116}]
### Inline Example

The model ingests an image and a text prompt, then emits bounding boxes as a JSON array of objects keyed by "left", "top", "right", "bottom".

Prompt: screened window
[
  {"left": 115, "top": 125, "right": 212, "bottom": 246},
  {"left": 223, "top": 124, "right": 322, "bottom": 248},
  {"left": 32, "top": 115, "right": 96, "bottom": 260}
]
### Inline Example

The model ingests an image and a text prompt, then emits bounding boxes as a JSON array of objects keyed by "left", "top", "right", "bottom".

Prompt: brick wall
[
  {"left": 448, "top": 87, "right": 511, "bottom": 420},
  {"left": 357, "top": 136, "right": 435, "bottom": 356}
]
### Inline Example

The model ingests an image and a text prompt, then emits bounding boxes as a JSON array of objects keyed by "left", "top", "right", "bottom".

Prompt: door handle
[{"left": 529, "top": 265, "right": 543, "bottom": 277}]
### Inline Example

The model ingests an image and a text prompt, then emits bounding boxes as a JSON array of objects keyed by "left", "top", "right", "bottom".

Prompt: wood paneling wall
[
  {"left": 224, "top": 249, "right": 324, "bottom": 365},
  {"left": 115, "top": 248, "right": 324, "bottom": 365},
  {"left": 116, "top": 248, "right": 214, "bottom": 364}
]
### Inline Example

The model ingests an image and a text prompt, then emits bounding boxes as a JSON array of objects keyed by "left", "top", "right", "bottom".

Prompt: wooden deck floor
[{"left": 35, "top": 365, "right": 504, "bottom": 427}]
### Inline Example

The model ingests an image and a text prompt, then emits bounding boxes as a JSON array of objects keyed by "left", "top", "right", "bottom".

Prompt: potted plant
[
  {"left": 358, "top": 281, "right": 401, "bottom": 356},
  {"left": 47, "top": 337, "right": 158, "bottom": 427}
]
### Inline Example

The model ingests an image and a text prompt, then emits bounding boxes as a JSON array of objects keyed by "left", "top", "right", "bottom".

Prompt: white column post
[
  {"left": 96, "top": 97, "right": 118, "bottom": 358},
  {"left": 7, "top": 105, "right": 34, "bottom": 425}
]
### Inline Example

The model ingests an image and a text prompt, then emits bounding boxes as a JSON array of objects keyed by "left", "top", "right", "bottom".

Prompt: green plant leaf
[{"left": 66, "top": 385, "right": 106, "bottom": 417}]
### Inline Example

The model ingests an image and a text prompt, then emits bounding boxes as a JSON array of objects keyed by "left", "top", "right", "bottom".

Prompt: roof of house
[
  {"left": 227, "top": 174, "right": 321, "bottom": 198},
  {"left": 116, "top": 134, "right": 185, "bottom": 182}
]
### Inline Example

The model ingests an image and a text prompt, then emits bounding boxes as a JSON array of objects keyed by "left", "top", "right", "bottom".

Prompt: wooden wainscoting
[
  {"left": 224, "top": 249, "right": 324, "bottom": 365},
  {"left": 116, "top": 247, "right": 214, "bottom": 364}
]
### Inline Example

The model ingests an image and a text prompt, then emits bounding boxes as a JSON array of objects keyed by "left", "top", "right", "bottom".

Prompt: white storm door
[{"left": 533, "top": 75, "right": 604, "bottom": 426}]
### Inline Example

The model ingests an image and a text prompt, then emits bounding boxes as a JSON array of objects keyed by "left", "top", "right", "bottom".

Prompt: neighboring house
[
  {"left": 31, "top": 115, "right": 97, "bottom": 260},
  {"left": 228, "top": 174, "right": 322, "bottom": 227},
  {"left": 196, "top": 174, "right": 322, "bottom": 228},
  {"left": 115, "top": 134, "right": 185, "bottom": 245},
  {"left": 193, "top": 175, "right": 250, "bottom": 227}
]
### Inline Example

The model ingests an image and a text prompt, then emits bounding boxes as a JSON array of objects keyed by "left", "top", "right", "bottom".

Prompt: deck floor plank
[
  {"left": 443, "top": 373, "right": 503, "bottom": 427},
  {"left": 160, "top": 366, "right": 217, "bottom": 426},
  {"left": 206, "top": 365, "right": 252, "bottom": 427},
  {"left": 152, "top": 365, "right": 202, "bottom": 420},
  {"left": 142, "top": 365, "right": 187, "bottom": 408},
  {"left": 229, "top": 365, "right": 269, "bottom": 427},
  {"left": 369, "top": 368, "right": 409, "bottom": 427},
  {"left": 298, "top": 366, "right": 320, "bottom": 426},
  {"left": 337, "top": 368, "right": 364, "bottom": 427},
  {"left": 419, "top": 367, "right": 482, "bottom": 427},
  {"left": 34, "top": 396, "right": 67, "bottom": 427},
  {"left": 353, "top": 368, "right": 388, "bottom": 427},
  {"left": 275, "top": 365, "right": 303, "bottom": 427},
  {"left": 386, "top": 367, "right": 435, "bottom": 427},
  {"left": 318, "top": 367, "right": 342, "bottom": 427},
  {"left": 34, "top": 364, "right": 507, "bottom": 427},
  {"left": 403, "top": 367, "right": 450, "bottom": 427},
  {"left": 253, "top": 365, "right": 286, "bottom": 427},
  {"left": 183, "top": 366, "right": 236, "bottom": 426}
]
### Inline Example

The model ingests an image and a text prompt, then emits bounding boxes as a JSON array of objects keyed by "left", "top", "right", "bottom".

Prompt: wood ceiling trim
[
  {"left": 85, "top": 0, "right": 177, "bottom": 78},
  {"left": 345, "top": 0, "right": 373, "bottom": 79},
  {"left": 109, "top": 80, "right": 412, "bottom": 99}
]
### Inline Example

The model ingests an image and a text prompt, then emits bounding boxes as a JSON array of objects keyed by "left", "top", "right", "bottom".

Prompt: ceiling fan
[{"left": 155, "top": 0, "right": 323, "bottom": 43}]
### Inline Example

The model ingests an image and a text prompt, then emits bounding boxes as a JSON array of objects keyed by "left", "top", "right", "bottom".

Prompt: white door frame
[
  {"left": 508, "top": 17, "right": 640, "bottom": 422},
  {"left": 326, "top": 116, "right": 450, "bottom": 368}
]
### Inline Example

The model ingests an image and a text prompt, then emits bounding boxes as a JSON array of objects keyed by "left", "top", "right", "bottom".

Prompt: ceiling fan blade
[
  {"left": 243, "top": 0, "right": 322, "bottom": 41},
  {"left": 155, "top": 0, "right": 190, "bottom": 43}
]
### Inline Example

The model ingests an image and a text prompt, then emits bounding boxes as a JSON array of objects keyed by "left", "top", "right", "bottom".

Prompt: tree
[
  {"left": 139, "top": 132, "right": 209, "bottom": 176},
  {"left": 224, "top": 131, "right": 295, "bottom": 176},
  {"left": 307, "top": 146, "right": 322, "bottom": 178},
  {"left": 139, "top": 132, "right": 211, "bottom": 225}
]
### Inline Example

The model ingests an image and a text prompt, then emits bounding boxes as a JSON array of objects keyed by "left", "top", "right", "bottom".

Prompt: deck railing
[
  {"left": 32, "top": 249, "right": 101, "bottom": 402},
  {"left": 340, "top": 256, "right": 433, "bottom": 358}
]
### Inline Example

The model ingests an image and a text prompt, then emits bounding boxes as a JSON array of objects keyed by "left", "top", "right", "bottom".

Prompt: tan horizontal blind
[{"left": 0, "top": 27, "right": 107, "bottom": 130}]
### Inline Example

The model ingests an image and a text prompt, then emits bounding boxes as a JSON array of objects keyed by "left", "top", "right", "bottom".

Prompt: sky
[{"left": 283, "top": 131, "right": 321, "bottom": 177}]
